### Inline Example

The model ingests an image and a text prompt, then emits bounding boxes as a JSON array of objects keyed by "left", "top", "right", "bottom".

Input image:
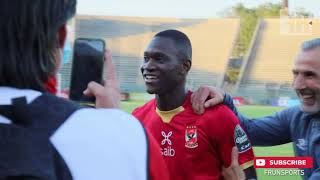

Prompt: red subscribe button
[{"left": 254, "top": 157, "right": 313, "bottom": 168}]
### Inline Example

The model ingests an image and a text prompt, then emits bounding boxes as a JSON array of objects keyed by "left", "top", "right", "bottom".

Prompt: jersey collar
[{"left": 155, "top": 91, "right": 192, "bottom": 123}]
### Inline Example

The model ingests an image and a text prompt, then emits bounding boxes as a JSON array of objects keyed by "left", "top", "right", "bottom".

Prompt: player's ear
[{"left": 182, "top": 59, "right": 191, "bottom": 73}]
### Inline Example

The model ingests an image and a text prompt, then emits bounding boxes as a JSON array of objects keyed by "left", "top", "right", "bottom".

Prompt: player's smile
[{"left": 143, "top": 73, "right": 160, "bottom": 84}]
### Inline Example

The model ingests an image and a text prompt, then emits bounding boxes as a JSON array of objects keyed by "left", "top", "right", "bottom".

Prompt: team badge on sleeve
[
  {"left": 185, "top": 126, "right": 198, "bottom": 148},
  {"left": 234, "top": 125, "right": 251, "bottom": 153}
]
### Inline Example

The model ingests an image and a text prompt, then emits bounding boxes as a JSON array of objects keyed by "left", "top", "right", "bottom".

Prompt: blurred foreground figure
[{"left": 0, "top": 0, "right": 169, "bottom": 179}]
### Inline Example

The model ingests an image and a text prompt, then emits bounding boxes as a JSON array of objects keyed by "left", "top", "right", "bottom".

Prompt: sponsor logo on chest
[
  {"left": 161, "top": 131, "right": 175, "bottom": 157},
  {"left": 160, "top": 125, "right": 200, "bottom": 157}
]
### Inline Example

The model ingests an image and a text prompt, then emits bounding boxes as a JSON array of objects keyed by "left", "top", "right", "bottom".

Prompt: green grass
[{"left": 121, "top": 95, "right": 302, "bottom": 180}]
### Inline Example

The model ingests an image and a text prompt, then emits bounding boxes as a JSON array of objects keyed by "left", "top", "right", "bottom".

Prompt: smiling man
[
  {"left": 132, "top": 29, "right": 257, "bottom": 180},
  {"left": 191, "top": 38, "right": 320, "bottom": 180},
  {"left": 293, "top": 42, "right": 320, "bottom": 113}
]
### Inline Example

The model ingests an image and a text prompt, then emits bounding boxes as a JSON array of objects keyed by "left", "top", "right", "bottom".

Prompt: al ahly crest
[{"left": 185, "top": 126, "right": 198, "bottom": 148}]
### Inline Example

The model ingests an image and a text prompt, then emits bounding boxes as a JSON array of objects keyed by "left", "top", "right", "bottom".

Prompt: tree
[
  {"left": 224, "top": 3, "right": 281, "bottom": 85},
  {"left": 229, "top": 3, "right": 281, "bottom": 57},
  {"left": 223, "top": 2, "right": 312, "bottom": 86}
]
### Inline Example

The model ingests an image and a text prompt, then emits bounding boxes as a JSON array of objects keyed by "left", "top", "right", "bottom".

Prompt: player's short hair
[
  {"left": 0, "top": 0, "right": 76, "bottom": 91},
  {"left": 302, "top": 38, "right": 320, "bottom": 51},
  {"left": 154, "top": 29, "right": 192, "bottom": 61}
]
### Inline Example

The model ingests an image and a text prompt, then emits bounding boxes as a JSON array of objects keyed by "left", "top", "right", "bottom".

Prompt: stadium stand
[
  {"left": 59, "top": 16, "right": 240, "bottom": 93},
  {"left": 236, "top": 18, "right": 320, "bottom": 104}
]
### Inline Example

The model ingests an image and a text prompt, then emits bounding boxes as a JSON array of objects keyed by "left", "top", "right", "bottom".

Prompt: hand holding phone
[
  {"left": 69, "top": 38, "right": 105, "bottom": 104},
  {"left": 83, "top": 49, "right": 121, "bottom": 108}
]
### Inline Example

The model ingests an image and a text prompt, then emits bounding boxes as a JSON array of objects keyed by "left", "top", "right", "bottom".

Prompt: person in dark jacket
[
  {"left": 191, "top": 38, "right": 320, "bottom": 180},
  {"left": 0, "top": 0, "right": 169, "bottom": 179}
]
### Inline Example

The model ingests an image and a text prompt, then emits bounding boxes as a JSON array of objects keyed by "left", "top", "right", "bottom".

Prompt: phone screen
[{"left": 69, "top": 38, "right": 105, "bottom": 103}]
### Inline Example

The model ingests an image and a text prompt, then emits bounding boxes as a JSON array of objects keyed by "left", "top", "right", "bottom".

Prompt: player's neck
[{"left": 155, "top": 86, "right": 187, "bottom": 111}]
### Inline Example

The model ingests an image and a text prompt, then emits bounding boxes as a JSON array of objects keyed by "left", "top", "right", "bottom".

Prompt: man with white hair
[{"left": 191, "top": 38, "right": 320, "bottom": 180}]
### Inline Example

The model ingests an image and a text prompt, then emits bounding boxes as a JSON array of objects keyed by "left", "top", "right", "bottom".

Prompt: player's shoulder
[
  {"left": 132, "top": 98, "right": 156, "bottom": 115},
  {"left": 201, "top": 104, "right": 239, "bottom": 126},
  {"left": 203, "top": 104, "right": 234, "bottom": 116}
]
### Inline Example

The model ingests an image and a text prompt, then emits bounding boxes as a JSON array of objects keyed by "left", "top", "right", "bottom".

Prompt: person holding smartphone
[{"left": 0, "top": 0, "right": 169, "bottom": 179}]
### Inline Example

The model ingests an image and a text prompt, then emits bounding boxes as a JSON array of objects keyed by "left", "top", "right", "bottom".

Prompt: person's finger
[
  {"left": 204, "top": 90, "right": 224, "bottom": 108},
  {"left": 191, "top": 89, "right": 199, "bottom": 113},
  {"left": 231, "top": 146, "right": 239, "bottom": 166},
  {"left": 104, "top": 49, "right": 119, "bottom": 90},
  {"left": 83, "top": 81, "right": 104, "bottom": 97},
  {"left": 190, "top": 93, "right": 195, "bottom": 105},
  {"left": 192, "top": 86, "right": 210, "bottom": 114},
  {"left": 83, "top": 88, "right": 92, "bottom": 96},
  {"left": 204, "top": 98, "right": 221, "bottom": 108},
  {"left": 222, "top": 147, "right": 240, "bottom": 180},
  {"left": 197, "top": 86, "right": 210, "bottom": 106},
  {"left": 84, "top": 81, "right": 120, "bottom": 108},
  {"left": 191, "top": 88, "right": 203, "bottom": 114},
  {"left": 230, "top": 147, "right": 245, "bottom": 180},
  {"left": 191, "top": 88, "right": 202, "bottom": 113},
  {"left": 104, "top": 49, "right": 115, "bottom": 81},
  {"left": 198, "top": 87, "right": 224, "bottom": 108},
  {"left": 222, "top": 166, "right": 236, "bottom": 180}
]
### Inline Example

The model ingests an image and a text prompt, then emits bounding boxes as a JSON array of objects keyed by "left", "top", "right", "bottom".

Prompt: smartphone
[{"left": 69, "top": 38, "right": 105, "bottom": 104}]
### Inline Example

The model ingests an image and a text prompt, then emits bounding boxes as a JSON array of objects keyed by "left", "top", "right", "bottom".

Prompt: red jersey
[
  {"left": 147, "top": 129, "right": 170, "bottom": 180},
  {"left": 132, "top": 91, "right": 254, "bottom": 180}
]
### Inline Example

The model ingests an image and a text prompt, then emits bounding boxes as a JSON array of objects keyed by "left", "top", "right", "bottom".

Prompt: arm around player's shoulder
[{"left": 275, "top": 105, "right": 302, "bottom": 124}]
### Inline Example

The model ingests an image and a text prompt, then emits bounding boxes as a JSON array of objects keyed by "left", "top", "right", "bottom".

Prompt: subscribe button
[{"left": 254, "top": 157, "right": 313, "bottom": 168}]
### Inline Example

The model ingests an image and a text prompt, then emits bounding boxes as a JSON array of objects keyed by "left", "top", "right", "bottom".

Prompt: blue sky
[{"left": 77, "top": 0, "right": 319, "bottom": 18}]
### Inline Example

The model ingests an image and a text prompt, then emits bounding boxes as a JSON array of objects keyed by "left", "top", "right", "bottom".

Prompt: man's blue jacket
[{"left": 224, "top": 94, "right": 320, "bottom": 180}]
